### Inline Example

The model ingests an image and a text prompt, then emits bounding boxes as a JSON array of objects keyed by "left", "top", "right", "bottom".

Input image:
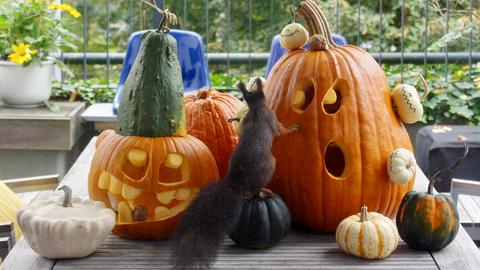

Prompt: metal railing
[{"left": 71, "top": 0, "right": 477, "bottom": 87}]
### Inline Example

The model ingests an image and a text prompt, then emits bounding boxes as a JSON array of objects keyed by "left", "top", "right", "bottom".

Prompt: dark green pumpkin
[
  {"left": 228, "top": 191, "right": 291, "bottom": 249},
  {"left": 117, "top": 30, "right": 186, "bottom": 137},
  {"left": 396, "top": 191, "right": 459, "bottom": 251}
]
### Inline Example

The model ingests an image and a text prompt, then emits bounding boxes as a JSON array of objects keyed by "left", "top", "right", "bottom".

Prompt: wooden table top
[{"left": 2, "top": 138, "right": 480, "bottom": 270}]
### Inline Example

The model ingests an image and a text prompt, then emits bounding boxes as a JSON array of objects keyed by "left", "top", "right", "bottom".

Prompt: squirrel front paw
[{"left": 288, "top": 124, "right": 300, "bottom": 132}]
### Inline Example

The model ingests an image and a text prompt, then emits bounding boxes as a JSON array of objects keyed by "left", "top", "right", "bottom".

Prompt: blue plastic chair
[
  {"left": 113, "top": 29, "right": 210, "bottom": 114},
  {"left": 264, "top": 34, "right": 347, "bottom": 78}
]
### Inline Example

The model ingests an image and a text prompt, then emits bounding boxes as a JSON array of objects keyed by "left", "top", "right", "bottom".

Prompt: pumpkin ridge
[
  {"left": 327, "top": 49, "right": 366, "bottom": 217},
  {"left": 341, "top": 48, "right": 385, "bottom": 214},
  {"left": 212, "top": 105, "right": 229, "bottom": 175}
]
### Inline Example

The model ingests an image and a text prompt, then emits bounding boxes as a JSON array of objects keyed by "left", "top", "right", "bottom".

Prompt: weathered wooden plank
[
  {"left": 53, "top": 232, "right": 437, "bottom": 270},
  {"left": 60, "top": 137, "right": 96, "bottom": 197},
  {"left": 456, "top": 197, "right": 474, "bottom": 227},
  {"left": 4, "top": 175, "right": 59, "bottom": 193},
  {"left": 458, "top": 195, "right": 480, "bottom": 227}
]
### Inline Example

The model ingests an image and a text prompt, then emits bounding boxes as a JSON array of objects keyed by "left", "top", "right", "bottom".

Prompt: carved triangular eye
[
  {"left": 291, "top": 80, "right": 315, "bottom": 113},
  {"left": 322, "top": 79, "right": 346, "bottom": 115}
]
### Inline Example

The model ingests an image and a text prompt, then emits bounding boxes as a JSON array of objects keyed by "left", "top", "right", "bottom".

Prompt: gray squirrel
[{"left": 170, "top": 78, "right": 299, "bottom": 269}]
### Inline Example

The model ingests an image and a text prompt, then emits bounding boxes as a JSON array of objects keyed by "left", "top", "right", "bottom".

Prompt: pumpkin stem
[
  {"left": 58, "top": 185, "right": 73, "bottom": 208},
  {"left": 428, "top": 143, "right": 469, "bottom": 194},
  {"left": 360, "top": 205, "right": 368, "bottom": 222},
  {"left": 298, "top": 0, "right": 337, "bottom": 50},
  {"left": 195, "top": 88, "right": 212, "bottom": 100}
]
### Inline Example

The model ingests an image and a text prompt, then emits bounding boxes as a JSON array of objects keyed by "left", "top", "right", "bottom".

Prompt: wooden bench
[
  {"left": 451, "top": 178, "right": 480, "bottom": 241},
  {"left": 2, "top": 138, "right": 480, "bottom": 270}
]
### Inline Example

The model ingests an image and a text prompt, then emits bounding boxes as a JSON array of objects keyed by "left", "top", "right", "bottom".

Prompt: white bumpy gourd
[
  {"left": 387, "top": 148, "right": 416, "bottom": 184},
  {"left": 17, "top": 186, "right": 115, "bottom": 259}
]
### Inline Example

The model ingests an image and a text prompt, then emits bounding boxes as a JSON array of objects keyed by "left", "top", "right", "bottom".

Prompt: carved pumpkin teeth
[
  {"left": 175, "top": 188, "right": 191, "bottom": 201},
  {"left": 98, "top": 171, "right": 110, "bottom": 190},
  {"left": 156, "top": 190, "right": 176, "bottom": 205},
  {"left": 118, "top": 201, "right": 133, "bottom": 223},
  {"left": 164, "top": 153, "right": 183, "bottom": 169},
  {"left": 108, "top": 193, "right": 119, "bottom": 212},
  {"left": 127, "top": 149, "right": 148, "bottom": 168},
  {"left": 109, "top": 175, "right": 123, "bottom": 195},
  {"left": 122, "top": 183, "right": 142, "bottom": 201},
  {"left": 154, "top": 206, "right": 171, "bottom": 219}
]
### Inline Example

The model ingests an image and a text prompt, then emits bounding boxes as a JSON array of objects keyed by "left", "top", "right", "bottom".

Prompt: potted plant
[{"left": 0, "top": 0, "right": 80, "bottom": 107}]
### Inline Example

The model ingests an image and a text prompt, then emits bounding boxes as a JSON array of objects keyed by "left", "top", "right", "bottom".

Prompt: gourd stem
[
  {"left": 298, "top": 0, "right": 337, "bottom": 50},
  {"left": 427, "top": 143, "right": 469, "bottom": 194},
  {"left": 290, "top": 7, "right": 296, "bottom": 23},
  {"left": 58, "top": 185, "right": 73, "bottom": 208},
  {"left": 140, "top": 0, "right": 176, "bottom": 33},
  {"left": 360, "top": 205, "right": 368, "bottom": 222},
  {"left": 417, "top": 74, "right": 430, "bottom": 101}
]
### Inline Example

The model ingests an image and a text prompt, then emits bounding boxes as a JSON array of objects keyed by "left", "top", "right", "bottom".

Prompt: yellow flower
[
  {"left": 48, "top": 2, "right": 81, "bottom": 18},
  {"left": 8, "top": 43, "right": 37, "bottom": 65}
]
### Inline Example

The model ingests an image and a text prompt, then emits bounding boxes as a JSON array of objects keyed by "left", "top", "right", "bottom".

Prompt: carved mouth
[{"left": 97, "top": 171, "right": 199, "bottom": 224}]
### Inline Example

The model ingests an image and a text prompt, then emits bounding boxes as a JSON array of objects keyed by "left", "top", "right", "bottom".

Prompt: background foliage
[{"left": 2, "top": 0, "right": 478, "bottom": 124}]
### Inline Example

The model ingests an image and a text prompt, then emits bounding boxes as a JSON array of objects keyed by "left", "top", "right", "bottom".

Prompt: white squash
[
  {"left": 336, "top": 206, "right": 399, "bottom": 259},
  {"left": 279, "top": 8, "right": 308, "bottom": 50},
  {"left": 391, "top": 83, "right": 425, "bottom": 124},
  {"left": 387, "top": 148, "right": 416, "bottom": 184},
  {"left": 17, "top": 185, "right": 115, "bottom": 259}
]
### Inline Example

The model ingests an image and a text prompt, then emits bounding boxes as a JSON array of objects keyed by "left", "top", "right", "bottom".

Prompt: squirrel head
[{"left": 236, "top": 78, "right": 266, "bottom": 107}]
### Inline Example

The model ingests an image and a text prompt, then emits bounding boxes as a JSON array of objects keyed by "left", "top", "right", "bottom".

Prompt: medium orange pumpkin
[
  {"left": 265, "top": 0, "right": 414, "bottom": 232},
  {"left": 184, "top": 88, "right": 244, "bottom": 177},
  {"left": 88, "top": 27, "right": 218, "bottom": 240}
]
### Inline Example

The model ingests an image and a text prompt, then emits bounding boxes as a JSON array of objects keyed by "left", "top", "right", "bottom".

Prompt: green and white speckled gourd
[{"left": 117, "top": 11, "right": 185, "bottom": 138}]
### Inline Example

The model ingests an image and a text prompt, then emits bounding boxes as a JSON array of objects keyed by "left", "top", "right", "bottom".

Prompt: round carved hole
[
  {"left": 324, "top": 142, "right": 347, "bottom": 179},
  {"left": 291, "top": 80, "right": 315, "bottom": 113}
]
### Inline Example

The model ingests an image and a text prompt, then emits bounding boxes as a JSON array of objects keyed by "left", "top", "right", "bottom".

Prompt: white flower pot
[{"left": 0, "top": 60, "right": 55, "bottom": 107}]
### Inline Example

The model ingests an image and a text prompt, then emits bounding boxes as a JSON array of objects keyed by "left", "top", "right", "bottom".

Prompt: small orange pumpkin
[
  {"left": 184, "top": 88, "right": 244, "bottom": 177},
  {"left": 265, "top": 0, "right": 414, "bottom": 232}
]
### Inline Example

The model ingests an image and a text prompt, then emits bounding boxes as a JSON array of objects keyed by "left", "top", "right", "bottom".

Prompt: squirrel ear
[
  {"left": 236, "top": 81, "right": 249, "bottom": 97},
  {"left": 255, "top": 77, "right": 264, "bottom": 92}
]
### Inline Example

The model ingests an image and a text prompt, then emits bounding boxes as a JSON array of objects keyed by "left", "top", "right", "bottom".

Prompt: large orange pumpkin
[
  {"left": 184, "top": 88, "right": 244, "bottom": 177},
  {"left": 88, "top": 28, "right": 218, "bottom": 240},
  {"left": 265, "top": 0, "right": 414, "bottom": 232}
]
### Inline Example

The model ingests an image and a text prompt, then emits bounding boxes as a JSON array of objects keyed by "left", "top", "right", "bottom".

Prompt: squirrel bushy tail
[{"left": 171, "top": 180, "right": 244, "bottom": 269}]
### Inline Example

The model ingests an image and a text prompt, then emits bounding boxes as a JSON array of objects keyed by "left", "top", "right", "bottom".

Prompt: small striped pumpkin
[
  {"left": 396, "top": 192, "right": 459, "bottom": 250},
  {"left": 185, "top": 88, "right": 244, "bottom": 177},
  {"left": 336, "top": 206, "right": 399, "bottom": 259}
]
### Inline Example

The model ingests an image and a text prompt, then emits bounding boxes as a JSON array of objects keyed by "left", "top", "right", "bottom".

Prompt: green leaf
[
  {"left": 43, "top": 101, "right": 60, "bottom": 113},
  {"left": 24, "top": 36, "right": 35, "bottom": 44},
  {"left": 450, "top": 105, "right": 474, "bottom": 119}
]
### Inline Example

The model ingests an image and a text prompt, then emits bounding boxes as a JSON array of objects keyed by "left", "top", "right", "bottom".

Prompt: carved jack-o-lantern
[
  {"left": 88, "top": 131, "right": 218, "bottom": 239},
  {"left": 88, "top": 29, "right": 219, "bottom": 240},
  {"left": 264, "top": 0, "right": 414, "bottom": 232}
]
